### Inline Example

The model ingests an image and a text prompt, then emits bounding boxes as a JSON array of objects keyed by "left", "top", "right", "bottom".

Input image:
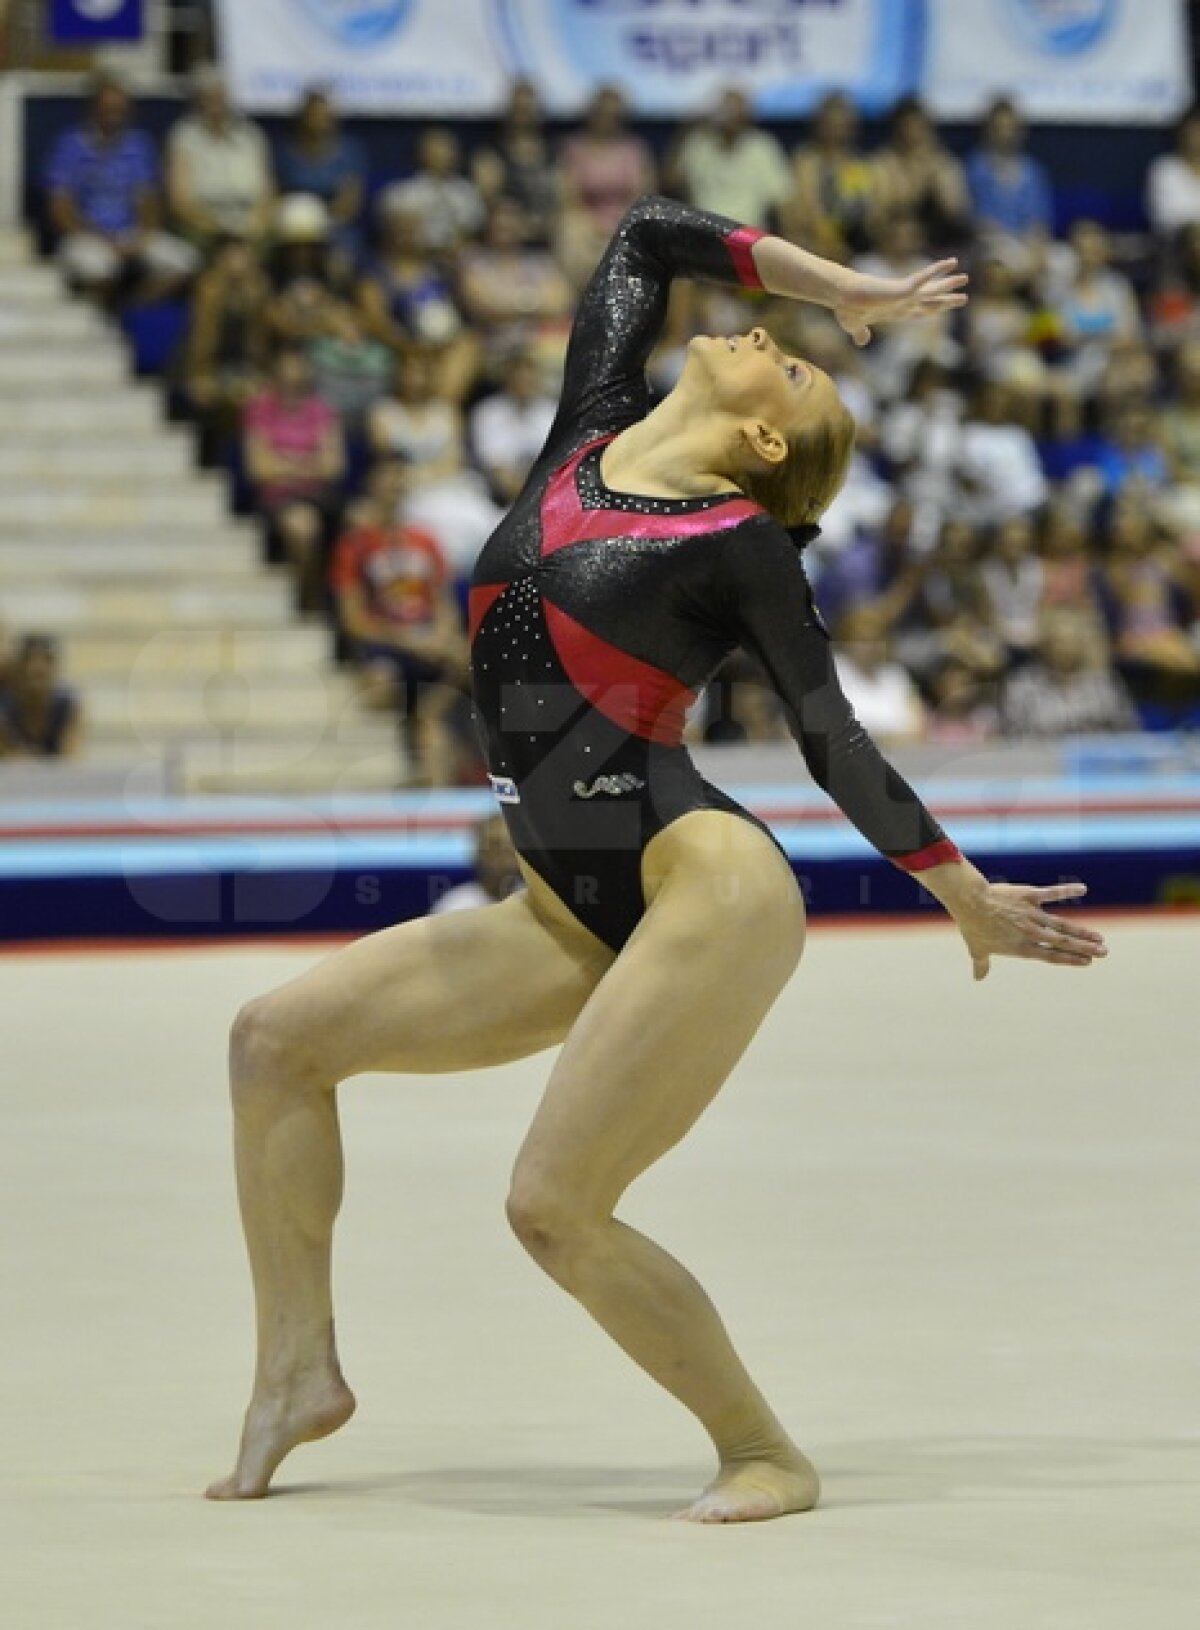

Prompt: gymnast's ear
[{"left": 740, "top": 419, "right": 788, "bottom": 469}]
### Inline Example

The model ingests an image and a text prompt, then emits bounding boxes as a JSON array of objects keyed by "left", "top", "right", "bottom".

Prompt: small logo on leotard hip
[
  {"left": 572, "top": 772, "right": 646, "bottom": 800},
  {"left": 488, "top": 774, "right": 520, "bottom": 804}
]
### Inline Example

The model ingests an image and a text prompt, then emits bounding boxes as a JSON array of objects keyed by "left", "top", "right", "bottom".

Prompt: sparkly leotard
[{"left": 469, "top": 197, "right": 958, "bottom": 950}]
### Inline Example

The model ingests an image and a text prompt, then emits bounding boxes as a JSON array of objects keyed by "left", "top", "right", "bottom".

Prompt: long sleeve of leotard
[
  {"left": 717, "top": 517, "right": 961, "bottom": 871},
  {"left": 547, "top": 194, "right": 769, "bottom": 450}
]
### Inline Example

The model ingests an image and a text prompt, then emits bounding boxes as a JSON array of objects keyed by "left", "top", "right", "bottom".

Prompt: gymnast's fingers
[
  {"left": 1028, "top": 945, "right": 1096, "bottom": 968},
  {"left": 1032, "top": 882, "right": 1088, "bottom": 904},
  {"left": 910, "top": 257, "right": 959, "bottom": 289},
  {"left": 1037, "top": 911, "right": 1107, "bottom": 952}
]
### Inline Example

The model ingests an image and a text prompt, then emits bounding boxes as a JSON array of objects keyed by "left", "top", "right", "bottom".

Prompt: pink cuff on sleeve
[
  {"left": 893, "top": 838, "right": 963, "bottom": 873},
  {"left": 725, "top": 225, "right": 766, "bottom": 290}
]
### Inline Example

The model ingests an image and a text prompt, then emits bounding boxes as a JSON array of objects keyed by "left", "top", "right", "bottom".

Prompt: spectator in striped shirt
[{"left": 45, "top": 74, "right": 197, "bottom": 306}]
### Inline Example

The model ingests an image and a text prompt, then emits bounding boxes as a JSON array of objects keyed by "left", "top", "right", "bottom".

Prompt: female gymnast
[{"left": 207, "top": 197, "right": 1108, "bottom": 1522}]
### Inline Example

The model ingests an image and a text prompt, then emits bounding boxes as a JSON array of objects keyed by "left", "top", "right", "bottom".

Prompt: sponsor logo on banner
[
  {"left": 1003, "top": 0, "right": 1117, "bottom": 57},
  {"left": 504, "top": 0, "right": 808, "bottom": 80},
  {"left": 495, "top": 0, "right": 925, "bottom": 114},
  {"left": 298, "top": 0, "right": 414, "bottom": 48}
]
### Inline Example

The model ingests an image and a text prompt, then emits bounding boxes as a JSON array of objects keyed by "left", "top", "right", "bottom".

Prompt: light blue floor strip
[{"left": 1, "top": 814, "right": 1196, "bottom": 880}]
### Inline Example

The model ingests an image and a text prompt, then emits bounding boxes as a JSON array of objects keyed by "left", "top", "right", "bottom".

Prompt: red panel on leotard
[
  {"left": 539, "top": 439, "right": 759, "bottom": 559},
  {"left": 542, "top": 597, "right": 695, "bottom": 745},
  {"left": 468, "top": 580, "right": 509, "bottom": 640},
  {"left": 725, "top": 226, "right": 767, "bottom": 290}
]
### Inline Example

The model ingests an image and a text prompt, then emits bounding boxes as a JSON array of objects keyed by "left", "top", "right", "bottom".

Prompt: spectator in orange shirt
[{"left": 331, "top": 458, "right": 469, "bottom": 785}]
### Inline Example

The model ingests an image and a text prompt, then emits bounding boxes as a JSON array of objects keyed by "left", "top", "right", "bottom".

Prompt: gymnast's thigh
[
  {"left": 244, "top": 891, "right": 615, "bottom": 1082},
  {"left": 510, "top": 810, "right": 806, "bottom": 1217}
]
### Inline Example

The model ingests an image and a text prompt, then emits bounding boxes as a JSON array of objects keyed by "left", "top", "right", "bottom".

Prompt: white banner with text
[{"left": 214, "top": 0, "right": 1191, "bottom": 122}]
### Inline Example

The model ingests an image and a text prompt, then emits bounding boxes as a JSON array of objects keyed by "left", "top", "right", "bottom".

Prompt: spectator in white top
[
  {"left": 958, "top": 380, "right": 1048, "bottom": 527},
  {"left": 669, "top": 88, "right": 792, "bottom": 230},
  {"left": 377, "top": 128, "right": 485, "bottom": 255},
  {"left": 881, "top": 358, "right": 967, "bottom": 543},
  {"left": 368, "top": 351, "right": 501, "bottom": 576},
  {"left": 1146, "top": 107, "right": 1200, "bottom": 240},
  {"left": 832, "top": 604, "right": 926, "bottom": 745},
  {"left": 168, "top": 68, "right": 274, "bottom": 247},
  {"left": 469, "top": 351, "right": 557, "bottom": 506}
]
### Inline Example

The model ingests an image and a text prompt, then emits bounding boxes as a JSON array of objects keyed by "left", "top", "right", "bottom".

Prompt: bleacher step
[
  {"left": 0, "top": 265, "right": 68, "bottom": 302},
  {"left": 64, "top": 625, "right": 333, "bottom": 679},
  {"left": 0, "top": 538, "right": 260, "bottom": 578},
  {"left": 0, "top": 580, "right": 293, "bottom": 630},
  {"left": 0, "top": 394, "right": 161, "bottom": 433},
  {"left": 176, "top": 740, "right": 404, "bottom": 794},
  {"left": 0, "top": 230, "right": 33, "bottom": 265},
  {"left": 0, "top": 339, "right": 122, "bottom": 374},
  {"left": 87, "top": 715, "right": 397, "bottom": 750},
  {"left": 0, "top": 485, "right": 227, "bottom": 528},
  {"left": 86, "top": 673, "right": 357, "bottom": 733},
  {"left": 0, "top": 305, "right": 108, "bottom": 342},
  {"left": 0, "top": 353, "right": 132, "bottom": 391},
  {"left": 0, "top": 434, "right": 194, "bottom": 474}
]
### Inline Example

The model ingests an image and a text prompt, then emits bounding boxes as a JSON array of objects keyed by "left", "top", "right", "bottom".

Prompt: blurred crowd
[{"left": 34, "top": 69, "right": 1200, "bottom": 776}]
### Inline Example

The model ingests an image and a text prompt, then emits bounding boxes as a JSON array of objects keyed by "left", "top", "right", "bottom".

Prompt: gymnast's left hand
[
  {"left": 832, "top": 259, "right": 969, "bottom": 347},
  {"left": 951, "top": 880, "right": 1110, "bottom": 981}
]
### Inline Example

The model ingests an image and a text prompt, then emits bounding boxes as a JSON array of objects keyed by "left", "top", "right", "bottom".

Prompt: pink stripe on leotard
[
  {"left": 540, "top": 438, "right": 759, "bottom": 558},
  {"left": 725, "top": 226, "right": 766, "bottom": 290}
]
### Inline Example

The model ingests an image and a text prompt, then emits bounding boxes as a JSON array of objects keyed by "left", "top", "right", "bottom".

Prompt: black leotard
[{"left": 469, "top": 196, "right": 959, "bottom": 950}]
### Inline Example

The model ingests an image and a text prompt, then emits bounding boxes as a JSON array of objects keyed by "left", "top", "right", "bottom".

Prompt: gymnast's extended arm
[{"left": 716, "top": 518, "right": 1109, "bottom": 978}]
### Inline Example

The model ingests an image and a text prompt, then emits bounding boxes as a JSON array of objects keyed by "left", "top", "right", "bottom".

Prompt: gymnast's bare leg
[
  {"left": 206, "top": 892, "right": 612, "bottom": 1500},
  {"left": 208, "top": 812, "right": 815, "bottom": 1522},
  {"left": 506, "top": 811, "right": 817, "bottom": 1524}
]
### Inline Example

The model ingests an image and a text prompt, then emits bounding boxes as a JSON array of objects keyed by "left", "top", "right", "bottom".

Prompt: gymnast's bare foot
[
  {"left": 205, "top": 1369, "right": 356, "bottom": 1500},
  {"left": 672, "top": 1448, "right": 820, "bottom": 1524}
]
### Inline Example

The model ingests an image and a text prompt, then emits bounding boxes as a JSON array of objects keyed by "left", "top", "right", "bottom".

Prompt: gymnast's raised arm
[{"left": 548, "top": 193, "right": 969, "bottom": 451}]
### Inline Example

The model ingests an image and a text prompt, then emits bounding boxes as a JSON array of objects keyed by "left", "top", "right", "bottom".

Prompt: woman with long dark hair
[{"left": 208, "top": 199, "right": 1107, "bottom": 1523}]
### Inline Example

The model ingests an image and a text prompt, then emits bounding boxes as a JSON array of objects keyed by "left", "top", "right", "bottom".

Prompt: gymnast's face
[{"left": 682, "top": 326, "right": 844, "bottom": 447}]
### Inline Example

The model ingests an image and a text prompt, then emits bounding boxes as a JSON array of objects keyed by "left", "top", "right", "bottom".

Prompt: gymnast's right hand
[{"left": 831, "top": 258, "right": 970, "bottom": 347}]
